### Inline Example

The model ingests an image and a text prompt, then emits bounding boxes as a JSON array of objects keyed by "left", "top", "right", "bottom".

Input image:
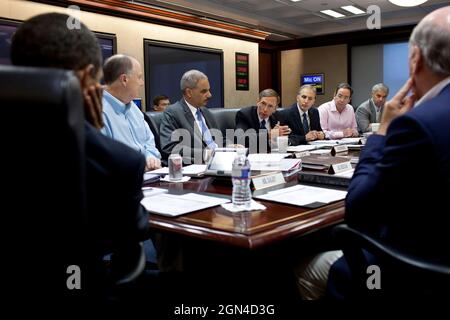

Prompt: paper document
[
  {"left": 142, "top": 187, "right": 168, "bottom": 197},
  {"left": 143, "top": 173, "right": 160, "bottom": 183},
  {"left": 309, "top": 138, "right": 361, "bottom": 146},
  {"left": 148, "top": 164, "right": 207, "bottom": 176},
  {"left": 286, "top": 145, "right": 318, "bottom": 152},
  {"left": 334, "top": 168, "right": 354, "bottom": 178},
  {"left": 140, "top": 193, "right": 230, "bottom": 217},
  {"left": 254, "top": 184, "right": 347, "bottom": 206},
  {"left": 250, "top": 158, "right": 301, "bottom": 171},
  {"left": 248, "top": 153, "right": 290, "bottom": 163}
]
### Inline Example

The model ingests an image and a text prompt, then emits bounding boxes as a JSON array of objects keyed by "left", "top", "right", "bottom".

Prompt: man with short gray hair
[
  {"left": 160, "top": 69, "right": 222, "bottom": 164},
  {"left": 101, "top": 54, "right": 161, "bottom": 171},
  {"left": 355, "top": 83, "right": 389, "bottom": 133},
  {"left": 297, "top": 6, "right": 450, "bottom": 300}
]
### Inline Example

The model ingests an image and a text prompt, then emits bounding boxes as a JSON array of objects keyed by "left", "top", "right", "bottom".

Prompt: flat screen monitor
[
  {"left": 0, "top": 21, "right": 116, "bottom": 66},
  {"left": 94, "top": 32, "right": 117, "bottom": 63},
  {"left": 144, "top": 40, "right": 224, "bottom": 111},
  {"left": 300, "top": 73, "right": 324, "bottom": 95},
  {"left": 0, "top": 19, "right": 19, "bottom": 65}
]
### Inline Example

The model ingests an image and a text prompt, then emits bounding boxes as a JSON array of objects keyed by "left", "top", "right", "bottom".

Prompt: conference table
[
  {"left": 145, "top": 174, "right": 346, "bottom": 250},
  {"left": 143, "top": 152, "right": 356, "bottom": 302}
]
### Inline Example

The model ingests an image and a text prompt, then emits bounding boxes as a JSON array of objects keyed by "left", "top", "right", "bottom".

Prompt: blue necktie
[
  {"left": 196, "top": 109, "right": 217, "bottom": 149},
  {"left": 260, "top": 119, "right": 266, "bottom": 130},
  {"left": 302, "top": 113, "right": 310, "bottom": 134}
]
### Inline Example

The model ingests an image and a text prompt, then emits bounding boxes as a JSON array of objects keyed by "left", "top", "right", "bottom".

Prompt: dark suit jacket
[
  {"left": 280, "top": 103, "right": 322, "bottom": 145},
  {"left": 346, "top": 83, "right": 450, "bottom": 260},
  {"left": 85, "top": 122, "right": 149, "bottom": 257},
  {"left": 235, "top": 106, "right": 282, "bottom": 153},
  {"left": 159, "top": 99, "right": 222, "bottom": 164}
]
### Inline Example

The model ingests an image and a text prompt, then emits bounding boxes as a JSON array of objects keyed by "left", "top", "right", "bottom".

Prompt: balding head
[{"left": 410, "top": 6, "right": 450, "bottom": 77}]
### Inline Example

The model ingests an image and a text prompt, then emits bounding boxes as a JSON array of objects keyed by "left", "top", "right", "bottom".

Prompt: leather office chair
[
  {"left": 332, "top": 224, "right": 450, "bottom": 299},
  {"left": 143, "top": 111, "right": 162, "bottom": 152},
  {"left": 208, "top": 107, "right": 239, "bottom": 136},
  {"left": 145, "top": 111, "right": 166, "bottom": 165},
  {"left": 0, "top": 66, "right": 145, "bottom": 306}
]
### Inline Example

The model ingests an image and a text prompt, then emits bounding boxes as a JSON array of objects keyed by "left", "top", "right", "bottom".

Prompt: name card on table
[
  {"left": 294, "top": 151, "right": 311, "bottom": 158},
  {"left": 329, "top": 161, "right": 352, "bottom": 174},
  {"left": 331, "top": 145, "right": 348, "bottom": 156},
  {"left": 252, "top": 172, "right": 285, "bottom": 190}
]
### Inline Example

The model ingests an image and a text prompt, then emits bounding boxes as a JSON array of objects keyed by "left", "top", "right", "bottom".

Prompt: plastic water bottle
[{"left": 232, "top": 148, "right": 252, "bottom": 209}]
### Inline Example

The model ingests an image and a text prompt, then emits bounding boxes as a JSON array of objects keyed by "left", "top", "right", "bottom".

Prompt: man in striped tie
[{"left": 160, "top": 70, "right": 223, "bottom": 164}]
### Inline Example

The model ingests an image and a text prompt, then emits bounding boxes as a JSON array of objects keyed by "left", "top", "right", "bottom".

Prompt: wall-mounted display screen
[
  {"left": 0, "top": 19, "right": 116, "bottom": 66},
  {"left": 300, "top": 73, "right": 324, "bottom": 95},
  {"left": 144, "top": 40, "right": 224, "bottom": 110}
]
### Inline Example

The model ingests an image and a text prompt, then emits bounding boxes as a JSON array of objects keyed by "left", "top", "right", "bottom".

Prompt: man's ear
[
  {"left": 185, "top": 88, "right": 192, "bottom": 98},
  {"left": 409, "top": 45, "right": 423, "bottom": 76}
]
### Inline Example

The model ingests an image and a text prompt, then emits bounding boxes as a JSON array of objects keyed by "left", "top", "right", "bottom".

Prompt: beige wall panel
[
  {"left": 281, "top": 44, "right": 347, "bottom": 108},
  {"left": 2, "top": 0, "right": 259, "bottom": 108}
]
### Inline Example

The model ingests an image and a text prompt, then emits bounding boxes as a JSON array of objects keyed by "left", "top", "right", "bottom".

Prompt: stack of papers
[
  {"left": 254, "top": 184, "right": 347, "bottom": 207},
  {"left": 247, "top": 153, "right": 294, "bottom": 171},
  {"left": 309, "top": 138, "right": 362, "bottom": 146},
  {"left": 148, "top": 164, "right": 207, "bottom": 177},
  {"left": 140, "top": 192, "right": 230, "bottom": 217}
]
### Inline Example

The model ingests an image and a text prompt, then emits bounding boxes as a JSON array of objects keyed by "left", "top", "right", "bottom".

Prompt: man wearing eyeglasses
[
  {"left": 280, "top": 85, "right": 325, "bottom": 145},
  {"left": 318, "top": 83, "right": 359, "bottom": 139},
  {"left": 235, "top": 88, "right": 290, "bottom": 153}
]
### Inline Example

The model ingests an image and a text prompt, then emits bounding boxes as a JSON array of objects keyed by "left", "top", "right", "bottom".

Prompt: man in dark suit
[
  {"left": 160, "top": 70, "right": 223, "bottom": 164},
  {"left": 281, "top": 85, "right": 325, "bottom": 146},
  {"left": 235, "top": 88, "right": 290, "bottom": 153},
  {"left": 11, "top": 13, "right": 151, "bottom": 300},
  {"left": 326, "top": 6, "right": 450, "bottom": 299}
]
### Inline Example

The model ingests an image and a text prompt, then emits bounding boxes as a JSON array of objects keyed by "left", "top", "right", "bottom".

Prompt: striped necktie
[
  {"left": 302, "top": 113, "right": 310, "bottom": 134},
  {"left": 196, "top": 109, "right": 217, "bottom": 149}
]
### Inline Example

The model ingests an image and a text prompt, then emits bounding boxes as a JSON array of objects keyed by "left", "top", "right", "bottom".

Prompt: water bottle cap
[{"left": 236, "top": 147, "right": 247, "bottom": 155}]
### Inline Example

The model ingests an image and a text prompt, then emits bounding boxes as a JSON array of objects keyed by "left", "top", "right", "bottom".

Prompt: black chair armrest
[{"left": 111, "top": 242, "right": 146, "bottom": 286}]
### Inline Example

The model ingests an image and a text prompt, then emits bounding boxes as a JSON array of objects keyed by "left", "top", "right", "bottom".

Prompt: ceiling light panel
[
  {"left": 320, "top": 9, "right": 346, "bottom": 18},
  {"left": 341, "top": 5, "right": 365, "bottom": 15}
]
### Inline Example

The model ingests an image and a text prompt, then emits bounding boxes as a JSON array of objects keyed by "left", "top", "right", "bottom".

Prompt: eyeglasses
[{"left": 258, "top": 100, "right": 277, "bottom": 110}]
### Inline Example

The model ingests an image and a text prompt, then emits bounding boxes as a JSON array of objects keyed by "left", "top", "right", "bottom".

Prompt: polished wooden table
[{"left": 145, "top": 173, "right": 346, "bottom": 250}]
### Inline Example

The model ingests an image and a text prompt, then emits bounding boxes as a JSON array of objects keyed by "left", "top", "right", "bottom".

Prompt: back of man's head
[
  {"left": 410, "top": 6, "right": 450, "bottom": 77},
  {"left": 11, "top": 12, "right": 102, "bottom": 73}
]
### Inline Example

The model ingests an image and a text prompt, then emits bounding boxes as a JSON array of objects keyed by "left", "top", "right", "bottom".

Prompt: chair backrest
[
  {"left": 208, "top": 108, "right": 239, "bottom": 136},
  {"left": 143, "top": 111, "right": 162, "bottom": 152},
  {"left": 333, "top": 224, "right": 450, "bottom": 299},
  {"left": 0, "top": 66, "right": 88, "bottom": 303}
]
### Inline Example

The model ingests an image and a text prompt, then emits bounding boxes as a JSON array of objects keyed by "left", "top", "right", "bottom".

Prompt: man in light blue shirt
[{"left": 102, "top": 54, "right": 161, "bottom": 170}]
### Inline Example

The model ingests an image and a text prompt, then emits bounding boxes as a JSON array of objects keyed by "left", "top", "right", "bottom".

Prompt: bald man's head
[{"left": 410, "top": 6, "right": 450, "bottom": 77}]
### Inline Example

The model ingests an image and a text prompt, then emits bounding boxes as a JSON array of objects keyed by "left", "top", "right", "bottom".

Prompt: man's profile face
[
  {"left": 297, "top": 88, "right": 316, "bottom": 112},
  {"left": 372, "top": 90, "right": 387, "bottom": 108},
  {"left": 154, "top": 99, "right": 170, "bottom": 111},
  {"left": 257, "top": 96, "right": 278, "bottom": 119},
  {"left": 126, "top": 59, "right": 144, "bottom": 100},
  {"left": 187, "top": 78, "right": 211, "bottom": 107}
]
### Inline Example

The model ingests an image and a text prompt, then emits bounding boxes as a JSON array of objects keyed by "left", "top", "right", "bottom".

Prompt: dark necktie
[
  {"left": 260, "top": 119, "right": 266, "bottom": 130},
  {"left": 302, "top": 113, "right": 310, "bottom": 134}
]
